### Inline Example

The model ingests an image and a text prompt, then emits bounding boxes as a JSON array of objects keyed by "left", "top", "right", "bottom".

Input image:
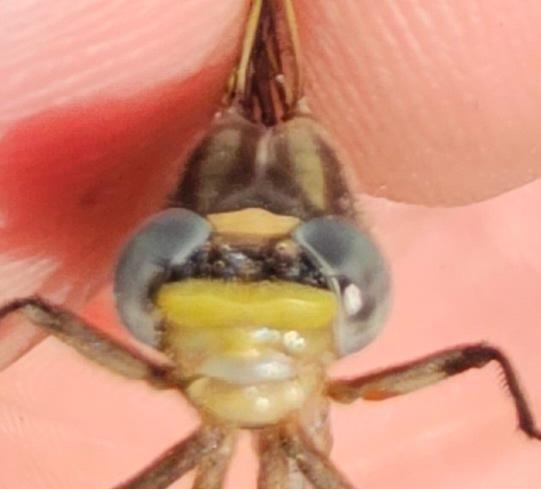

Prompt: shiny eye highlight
[
  {"left": 293, "top": 217, "right": 391, "bottom": 356},
  {"left": 114, "top": 208, "right": 211, "bottom": 346}
]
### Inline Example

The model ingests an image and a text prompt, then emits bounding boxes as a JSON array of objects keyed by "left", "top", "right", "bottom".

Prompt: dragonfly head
[{"left": 114, "top": 113, "right": 390, "bottom": 426}]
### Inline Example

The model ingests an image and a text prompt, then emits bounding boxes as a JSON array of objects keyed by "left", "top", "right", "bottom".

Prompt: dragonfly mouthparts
[{"left": 197, "top": 350, "right": 297, "bottom": 385}]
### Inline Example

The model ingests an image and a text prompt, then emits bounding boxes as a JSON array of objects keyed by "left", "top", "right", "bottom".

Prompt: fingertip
[
  {"left": 1, "top": 0, "right": 247, "bottom": 127},
  {"left": 298, "top": 0, "right": 541, "bottom": 205}
]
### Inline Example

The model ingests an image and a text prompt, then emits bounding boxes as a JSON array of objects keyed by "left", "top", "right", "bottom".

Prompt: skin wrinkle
[
  {"left": 0, "top": 0, "right": 247, "bottom": 124},
  {"left": 298, "top": 0, "right": 541, "bottom": 204}
]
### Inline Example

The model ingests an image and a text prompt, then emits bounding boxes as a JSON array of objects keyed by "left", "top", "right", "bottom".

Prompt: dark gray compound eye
[
  {"left": 114, "top": 209, "right": 211, "bottom": 347},
  {"left": 294, "top": 217, "right": 391, "bottom": 356}
]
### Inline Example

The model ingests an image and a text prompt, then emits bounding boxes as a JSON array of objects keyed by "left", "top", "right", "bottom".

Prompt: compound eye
[
  {"left": 114, "top": 209, "right": 211, "bottom": 347},
  {"left": 294, "top": 217, "right": 391, "bottom": 356}
]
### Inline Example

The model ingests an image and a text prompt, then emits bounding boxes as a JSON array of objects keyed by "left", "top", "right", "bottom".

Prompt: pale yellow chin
[{"left": 186, "top": 373, "right": 321, "bottom": 428}]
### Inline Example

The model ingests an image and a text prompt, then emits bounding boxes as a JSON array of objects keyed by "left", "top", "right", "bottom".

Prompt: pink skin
[{"left": 0, "top": 1, "right": 539, "bottom": 488}]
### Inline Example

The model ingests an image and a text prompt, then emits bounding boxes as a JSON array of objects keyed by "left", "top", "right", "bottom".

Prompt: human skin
[{"left": 0, "top": 1, "right": 540, "bottom": 488}]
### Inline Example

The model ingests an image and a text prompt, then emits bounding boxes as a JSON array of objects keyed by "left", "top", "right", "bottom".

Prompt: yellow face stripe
[{"left": 155, "top": 279, "right": 337, "bottom": 330}]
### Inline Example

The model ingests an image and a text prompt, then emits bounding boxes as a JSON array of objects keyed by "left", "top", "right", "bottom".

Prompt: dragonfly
[{"left": 1, "top": 1, "right": 540, "bottom": 488}]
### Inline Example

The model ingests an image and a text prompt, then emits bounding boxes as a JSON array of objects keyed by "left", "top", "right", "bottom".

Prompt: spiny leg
[
  {"left": 226, "top": 0, "right": 304, "bottom": 119},
  {"left": 327, "top": 343, "right": 541, "bottom": 440},
  {"left": 226, "top": 0, "right": 263, "bottom": 103},
  {"left": 277, "top": 0, "right": 304, "bottom": 107},
  {"left": 258, "top": 399, "right": 333, "bottom": 489},
  {"left": 193, "top": 430, "right": 237, "bottom": 489},
  {"left": 278, "top": 424, "right": 355, "bottom": 489},
  {"left": 0, "top": 297, "right": 175, "bottom": 388},
  {"left": 257, "top": 428, "right": 305, "bottom": 489},
  {"left": 113, "top": 425, "right": 227, "bottom": 489}
]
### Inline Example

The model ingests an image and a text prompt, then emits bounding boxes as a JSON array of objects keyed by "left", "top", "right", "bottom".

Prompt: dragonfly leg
[
  {"left": 258, "top": 398, "right": 333, "bottom": 489},
  {"left": 276, "top": 424, "right": 355, "bottom": 489},
  {"left": 0, "top": 296, "right": 175, "bottom": 388},
  {"left": 257, "top": 428, "right": 306, "bottom": 489},
  {"left": 327, "top": 343, "right": 541, "bottom": 440},
  {"left": 192, "top": 429, "right": 236, "bottom": 489},
  {"left": 113, "top": 425, "right": 228, "bottom": 489}
]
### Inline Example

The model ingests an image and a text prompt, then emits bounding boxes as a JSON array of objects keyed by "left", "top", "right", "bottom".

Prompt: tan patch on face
[{"left": 207, "top": 208, "right": 300, "bottom": 244}]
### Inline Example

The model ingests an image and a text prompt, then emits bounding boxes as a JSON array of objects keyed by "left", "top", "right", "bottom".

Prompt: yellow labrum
[
  {"left": 207, "top": 208, "right": 301, "bottom": 242},
  {"left": 155, "top": 279, "right": 337, "bottom": 330}
]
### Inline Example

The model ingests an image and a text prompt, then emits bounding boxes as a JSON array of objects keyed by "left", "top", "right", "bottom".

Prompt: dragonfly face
[{"left": 114, "top": 110, "right": 390, "bottom": 427}]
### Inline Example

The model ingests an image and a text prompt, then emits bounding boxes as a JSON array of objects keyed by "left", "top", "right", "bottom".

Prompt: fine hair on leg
[
  {"left": 193, "top": 430, "right": 237, "bottom": 489},
  {"left": 257, "top": 428, "right": 306, "bottom": 489},
  {"left": 277, "top": 424, "right": 355, "bottom": 489},
  {"left": 113, "top": 425, "right": 227, "bottom": 489},
  {"left": 328, "top": 343, "right": 541, "bottom": 439},
  {"left": 0, "top": 296, "right": 175, "bottom": 388}
]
